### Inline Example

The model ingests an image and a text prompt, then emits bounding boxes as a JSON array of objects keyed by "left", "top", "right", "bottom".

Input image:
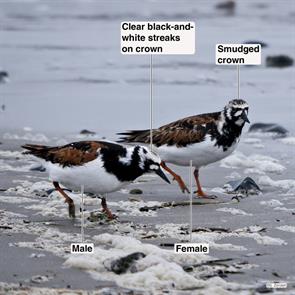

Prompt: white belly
[
  {"left": 156, "top": 136, "right": 238, "bottom": 168},
  {"left": 45, "top": 158, "right": 128, "bottom": 195}
]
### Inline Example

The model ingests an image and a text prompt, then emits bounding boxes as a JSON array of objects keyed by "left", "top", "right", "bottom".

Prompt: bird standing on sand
[
  {"left": 22, "top": 141, "right": 170, "bottom": 219},
  {"left": 119, "top": 99, "right": 250, "bottom": 198}
]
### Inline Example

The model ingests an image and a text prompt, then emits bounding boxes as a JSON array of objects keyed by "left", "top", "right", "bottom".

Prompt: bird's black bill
[
  {"left": 242, "top": 111, "right": 250, "bottom": 123},
  {"left": 155, "top": 168, "right": 170, "bottom": 184}
]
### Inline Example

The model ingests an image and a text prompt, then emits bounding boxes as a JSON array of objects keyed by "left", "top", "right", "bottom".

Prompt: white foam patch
[
  {"left": 243, "top": 138, "right": 262, "bottom": 144},
  {"left": 243, "top": 168, "right": 266, "bottom": 175},
  {"left": 273, "top": 207, "right": 294, "bottom": 213},
  {"left": 211, "top": 187, "right": 226, "bottom": 193},
  {"left": 253, "top": 144, "right": 264, "bottom": 149},
  {"left": 216, "top": 208, "right": 253, "bottom": 216},
  {"left": 238, "top": 233, "right": 286, "bottom": 246},
  {"left": 260, "top": 199, "right": 284, "bottom": 207},
  {"left": 65, "top": 233, "right": 249, "bottom": 292},
  {"left": 220, "top": 152, "right": 285, "bottom": 175},
  {"left": 65, "top": 233, "right": 208, "bottom": 291},
  {"left": 108, "top": 200, "right": 163, "bottom": 217},
  {"left": 3, "top": 132, "right": 49, "bottom": 142},
  {"left": 280, "top": 137, "right": 295, "bottom": 145},
  {"left": 258, "top": 175, "right": 295, "bottom": 191},
  {"left": 0, "top": 195, "right": 36, "bottom": 204},
  {"left": 0, "top": 159, "right": 32, "bottom": 172},
  {"left": 0, "top": 150, "right": 25, "bottom": 159},
  {"left": 277, "top": 225, "right": 295, "bottom": 233},
  {"left": 225, "top": 172, "right": 242, "bottom": 179}
]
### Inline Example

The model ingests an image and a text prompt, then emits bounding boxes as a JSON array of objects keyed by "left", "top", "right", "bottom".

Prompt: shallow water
[{"left": 0, "top": 0, "right": 294, "bottom": 137}]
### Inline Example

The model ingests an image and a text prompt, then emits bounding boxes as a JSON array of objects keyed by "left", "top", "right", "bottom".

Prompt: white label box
[
  {"left": 174, "top": 243, "right": 209, "bottom": 254},
  {"left": 121, "top": 21, "right": 195, "bottom": 55},
  {"left": 216, "top": 43, "right": 261, "bottom": 65},
  {"left": 71, "top": 243, "right": 94, "bottom": 254}
]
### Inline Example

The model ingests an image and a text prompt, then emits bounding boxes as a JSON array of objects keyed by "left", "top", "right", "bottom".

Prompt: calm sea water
[{"left": 0, "top": 0, "right": 294, "bottom": 138}]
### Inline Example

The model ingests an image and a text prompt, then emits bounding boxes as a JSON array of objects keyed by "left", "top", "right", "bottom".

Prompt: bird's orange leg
[
  {"left": 160, "top": 161, "right": 189, "bottom": 193},
  {"left": 53, "top": 181, "right": 76, "bottom": 218},
  {"left": 194, "top": 169, "right": 217, "bottom": 199},
  {"left": 101, "top": 197, "right": 114, "bottom": 220}
]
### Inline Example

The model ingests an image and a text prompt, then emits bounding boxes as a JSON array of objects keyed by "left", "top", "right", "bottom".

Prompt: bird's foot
[
  {"left": 101, "top": 208, "right": 116, "bottom": 220},
  {"left": 173, "top": 175, "right": 190, "bottom": 194},
  {"left": 68, "top": 202, "right": 76, "bottom": 218},
  {"left": 101, "top": 197, "right": 116, "bottom": 220},
  {"left": 195, "top": 190, "right": 217, "bottom": 199}
]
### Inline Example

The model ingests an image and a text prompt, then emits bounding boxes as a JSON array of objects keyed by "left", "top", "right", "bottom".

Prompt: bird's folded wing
[
  {"left": 22, "top": 141, "right": 106, "bottom": 167},
  {"left": 119, "top": 112, "right": 220, "bottom": 147}
]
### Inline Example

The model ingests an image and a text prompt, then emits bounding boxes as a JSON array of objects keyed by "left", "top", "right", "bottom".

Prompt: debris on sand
[
  {"left": 29, "top": 163, "right": 46, "bottom": 172},
  {"left": 139, "top": 200, "right": 220, "bottom": 212},
  {"left": 243, "top": 40, "right": 268, "bottom": 48},
  {"left": 30, "top": 275, "right": 51, "bottom": 284},
  {"left": 129, "top": 188, "right": 143, "bottom": 195},
  {"left": 215, "top": 0, "right": 235, "bottom": 15},
  {"left": 216, "top": 207, "right": 253, "bottom": 216},
  {"left": 80, "top": 129, "right": 96, "bottom": 135},
  {"left": 266, "top": 55, "right": 294, "bottom": 68}
]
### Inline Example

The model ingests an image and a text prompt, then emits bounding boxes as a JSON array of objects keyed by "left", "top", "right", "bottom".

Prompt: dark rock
[
  {"left": 243, "top": 40, "right": 268, "bottom": 48},
  {"left": 29, "top": 163, "right": 46, "bottom": 172},
  {"left": 105, "top": 252, "right": 146, "bottom": 274},
  {"left": 266, "top": 55, "right": 293, "bottom": 68},
  {"left": 80, "top": 129, "right": 96, "bottom": 135},
  {"left": 0, "top": 225, "right": 12, "bottom": 229},
  {"left": 225, "top": 177, "right": 261, "bottom": 195},
  {"left": 139, "top": 206, "right": 158, "bottom": 212},
  {"left": 129, "top": 188, "right": 143, "bottom": 195},
  {"left": 1, "top": 104, "right": 5, "bottom": 111},
  {"left": 256, "top": 285, "right": 273, "bottom": 293},
  {"left": 249, "top": 123, "right": 288, "bottom": 136},
  {"left": 46, "top": 188, "right": 56, "bottom": 195},
  {"left": 160, "top": 243, "right": 174, "bottom": 247},
  {"left": 183, "top": 265, "right": 194, "bottom": 272},
  {"left": 0, "top": 70, "right": 9, "bottom": 83},
  {"left": 216, "top": 0, "right": 235, "bottom": 10},
  {"left": 272, "top": 272, "right": 281, "bottom": 277}
]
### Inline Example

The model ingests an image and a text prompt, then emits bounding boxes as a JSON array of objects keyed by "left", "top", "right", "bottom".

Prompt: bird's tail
[
  {"left": 22, "top": 144, "right": 52, "bottom": 160},
  {"left": 117, "top": 129, "right": 151, "bottom": 144}
]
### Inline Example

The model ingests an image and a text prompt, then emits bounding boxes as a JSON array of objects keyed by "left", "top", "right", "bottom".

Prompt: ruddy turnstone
[
  {"left": 119, "top": 99, "right": 249, "bottom": 198},
  {"left": 22, "top": 141, "right": 170, "bottom": 218}
]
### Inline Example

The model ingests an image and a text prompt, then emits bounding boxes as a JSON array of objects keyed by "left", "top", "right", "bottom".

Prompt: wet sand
[{"left": 0, "top": 132, "right": 295, "bottom": 294}]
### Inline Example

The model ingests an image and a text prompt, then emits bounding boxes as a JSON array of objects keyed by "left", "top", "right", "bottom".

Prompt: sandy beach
[{"left": 0, "top": 0, "right": 295, "bottom": 294}]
